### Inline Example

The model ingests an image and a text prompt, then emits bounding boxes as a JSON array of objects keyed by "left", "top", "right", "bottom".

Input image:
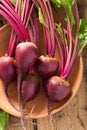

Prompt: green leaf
[
  {"left": 56, "top": 23, "right": 66, "bottom": 44},
  {"left": 78, "top": 19, "right": 87, "bottom": 42},
  {"left": 51, "top": 0, "right": 62, "bottom": 8},
  {"left": 65, "top": 0, "right": 75, "bottom": 25},
  {"left": 78, "top": 19, "right": 87, "bottom": 54},
  {"left": 51, "top": 0, "right": 74, "bottom": 8},
  {"left": 56, "top": 23, "right": 62, "bottom": 37},
  {"left": 38, "top": 7, "right": 45, "bottom": 25},
  {"left": 0, "top": 110, "right": 9, "bottom": 130},
  {"left": 51, "top": 0, "right": 75, "bottom": 25},
  {"left": 0, "top": 123, "right": 4, "bottom": 130},
  {"left": 10, "top": 0, "right": 16, "bottom": 5},
  {"left": 63, "top": 0, "right": 74, "bottom": 7}
]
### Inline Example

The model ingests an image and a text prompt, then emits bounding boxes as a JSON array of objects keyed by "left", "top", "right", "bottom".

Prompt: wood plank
[{"left": 5, "top": 117, "right": 34, "bottom": 130}]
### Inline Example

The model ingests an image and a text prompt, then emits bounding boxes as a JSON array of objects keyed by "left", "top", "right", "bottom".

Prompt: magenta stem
[
  {"left": 25, "top": 3, "right": 34, "bottom": 28},
  {"left": 0, "top": 1, "right": 29, "bottom": 40},
  {"left": 60, "top": 2, "right": 80, "bottom": 79},
  {"left": 61, "top": 19, "right": 72, "bottom": 77},
  {"left": 64, "top": 37, "right": 78, "bottom": 78},
  {"left": 74, "top": 1, "right": 79, "bottom": 29},
  {"left": 44, "top": 27, "right": 51, "bottom": 55},
  {"left": 22, "top": 0, "right": 31, "bottom": 26},
  {"left": 42, "top": 0, "right": 55, "bottom": 56},
  {"left": 30, "top": 9, "right": 39, "bottom": 46},
  {"left": 39, "top": 0, "right": 55, "bottom": 57},
  {"left": 47, "top": 0, "right": 55, "bottom": 56},
  {"left": 0, "top": 5, "right": 28, "bottom": 41},
  {"left": 8, "top": 0, "right": 35, "bottom": 56},
  {"left": 55, "top": 31, "right": 64, "bottom": 73},
  {"left": 5, "top": 0, "right": 15, "bottom": 10},
  {"left": 8, "top": 31, "right": 17, "bottom": 57},
  {"left": 8, "top": 0, "right": 21, "bottom": 57}
]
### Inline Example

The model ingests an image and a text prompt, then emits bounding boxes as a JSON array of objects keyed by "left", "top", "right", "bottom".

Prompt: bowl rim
[{"left": 0, "top": 23, "right": 9, "bottom": 31}]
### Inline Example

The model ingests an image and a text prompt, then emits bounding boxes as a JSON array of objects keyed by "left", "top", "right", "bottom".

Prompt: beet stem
[
  {"left": 38, "top": 0, "right": 55, "bottom": 57},
  {"left": 17, "top": 71, "right": 27, "bottom": 130},
  {"left": 8, "top": 0, "right": 20, "bottom": 57},
  {"left": 48, "top": 101, "right": 56, "bottom": 126}
]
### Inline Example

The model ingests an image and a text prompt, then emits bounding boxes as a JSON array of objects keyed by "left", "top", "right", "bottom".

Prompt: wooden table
[{"left": 5, "top": 1, "right": 87, "bottom": 130}]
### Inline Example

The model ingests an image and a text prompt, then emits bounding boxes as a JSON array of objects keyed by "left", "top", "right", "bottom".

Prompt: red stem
[
  {"left": 60, "top": 2, "right": 80, "bottom": 78},
  {"left": 8, "top": 0, "right": 21, "bottom": 57},
  {"left": 74, "top": 1, "right": 79, "bottom": 29},
  {"left": 8, "top": 0, "right": 35, "bottom": 56},
  {"left": 39, "top": 0, "right": 55, "bottom": 57},
  {"left": 0, "top": 7, "right": 28, "bottom": 42},
  {"left": 30, "top": 9, "right": 39, "bottom": 46},
  {"left": 0, "top": 1, "right": 29, "bottom": 40},
  {"left": 61, "top": 19, "right": 72, "bottom": 77},
  {"left": 55, "top": 30, "right": 64, "bottom": 74},
  {"left": 64, "top": 36, "right": 78, "bottom": 78},
  {"left": 47, "top": 0, "right": 55, "bottom": 56}
]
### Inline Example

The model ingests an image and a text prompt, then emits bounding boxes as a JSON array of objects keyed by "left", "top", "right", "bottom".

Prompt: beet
[
  {"left": 36, "top": 55, "right": 58, "bottom": 78},
  {"left": 16, "top": 42, "right": 38, "bottom": 73},
  {"left": 21, "top": 75, "right": 40, "bottom": 108},
  {"left": 45, "top": 76, "right": 70, "bottom": 102},
  {"left": 0, "top": 55, "right": 16, "bottom": 85}
]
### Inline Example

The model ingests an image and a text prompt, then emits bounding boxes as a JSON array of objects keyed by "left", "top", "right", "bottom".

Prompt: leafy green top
[
  {"left": 51, "top": 0, "right": 87, "bottom": 54},
  {"left": 51, "top": 0, "right": 75, "bottom": 25},
  {"left": 10, "top": 0, "right": 16, "bottom": 5},
  {"left": 0, "top": 110, "right": 9, "bottom": 130}
]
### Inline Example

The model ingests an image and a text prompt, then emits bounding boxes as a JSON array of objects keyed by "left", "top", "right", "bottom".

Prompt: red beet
[
  {"left": 21, "top": 75, "right": 40, "bottom": 108},
  {"left": 0, "top": 55, "right": 16, "bottom": 85},
  {"left": 45, "top": 76, "right": 70, "bottom": 102},
  {"left": 36, "top": 55, "right": 58, "bottom": 78},
  {"left": 16, "top": 42, "right": 38, "bottom": 73}
]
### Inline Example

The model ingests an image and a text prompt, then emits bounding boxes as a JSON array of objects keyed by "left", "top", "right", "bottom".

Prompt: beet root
[
  {"left": 36, "top": 55, "right": 58, "bottom": 78},
  {"left": 45, "top": 76, "right": 70, "bottom": 102},
  {"left": 21, "top": 75, "right": 40, "bottom": 108},
  {"left": 0, "top": 55, "right": 16, "bottom": 85},
  {"left": 16, "top": 42, "right": 38, "bottom": 73}
]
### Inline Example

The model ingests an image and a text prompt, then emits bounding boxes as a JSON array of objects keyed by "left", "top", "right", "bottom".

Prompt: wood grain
[{"left": 4, "top": 0, "right": 87, "bottom": 130}]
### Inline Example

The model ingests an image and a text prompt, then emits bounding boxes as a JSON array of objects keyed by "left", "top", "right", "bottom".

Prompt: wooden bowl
[{"left": 0, "top": 24, "right": 83, "bottom": 119}]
